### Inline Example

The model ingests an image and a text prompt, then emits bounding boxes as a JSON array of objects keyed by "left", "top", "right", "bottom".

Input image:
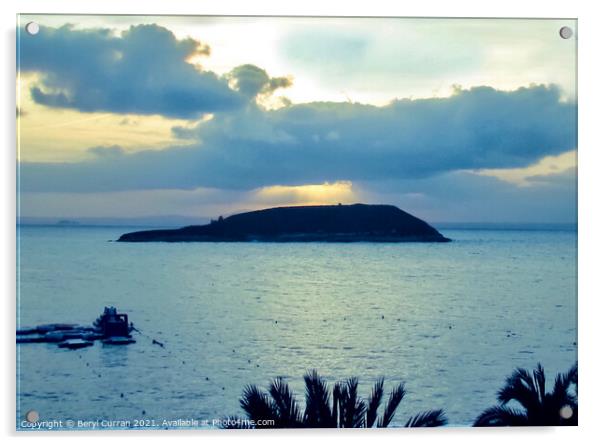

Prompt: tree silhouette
[
  {"left": 474, "top": 362, "right": 577, "bottom": 426},
  {"left": 223, "top": 370, "right": 447, "bottom": 428}
]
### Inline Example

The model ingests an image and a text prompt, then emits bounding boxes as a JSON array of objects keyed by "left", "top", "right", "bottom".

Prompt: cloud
[
  {"left": 278, "top": 19, "right": 576, "bottom": 102},
  {"left": 19, "top": 84, "right": 576, "bottom": 193},
  {"left": 525, "top": 167, "right": 577, "bottom": 186},
  {"left": 19, "top": 24, "right": 245, "bottom": 118},
  {"left": 18, "top": 181, "right": 359, "bottom": 219},
  {"left": 19, "top": 171, "right": 576, "bottom": 224},
  {"left": 87, "top": 145, "right": 126, "bottom": 158},
  {"left": 475, "top": 149, "right": 576, "bottom": 186},
  {"left": 227, "top": 64, "right": 292, "bottom": 99},
  {"left": 357, "top": 167, "right": 576, "bottom": 223}
]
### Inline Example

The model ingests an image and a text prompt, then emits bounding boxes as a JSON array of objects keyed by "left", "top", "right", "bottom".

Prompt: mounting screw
[
  {"left": 559, "top": 26, "right": 573, "bottom": 40},
  {"left": 25, "top": 22, "right": 39, "bottom": 36}
]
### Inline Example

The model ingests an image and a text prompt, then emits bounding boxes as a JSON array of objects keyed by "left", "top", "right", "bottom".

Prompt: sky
[{"left": 17, "top": 15, "right": 577, "bottom": 224}]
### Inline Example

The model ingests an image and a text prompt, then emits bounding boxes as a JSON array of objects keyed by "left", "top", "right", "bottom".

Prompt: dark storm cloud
[
  {"left": 19, "top": 24, "right": 245, "bottom": 118},
  {"left": 19, "top": 84, "right": 576, "bottom": 193}
]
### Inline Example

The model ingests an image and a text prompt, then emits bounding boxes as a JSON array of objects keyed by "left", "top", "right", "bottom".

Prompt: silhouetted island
[{"left": 117, "top": 204, "right": 451, "bottom": 243}]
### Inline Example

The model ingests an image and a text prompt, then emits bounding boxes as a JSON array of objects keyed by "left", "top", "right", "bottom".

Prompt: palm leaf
[
  {"left": 473, "top": 405, "right": 529, "bottom": 427},
  {"left": 303, "top": 370, "right": 334, "bottom": 427},
  {"left": 332, "top": 382, "right": 342, "bottom": 427},
  {"left": 341, "top": 378, "right": 365, "bottom": 428},
  {"left": 336, "top": 382, "right": 351, "bottom": 427},
  {"left": 533, "top": 363, "right": 547, "bottom": 405},
  {"left": 552, "top": 363, "right": 577, "bottom": 403},
  {"left": 404, "top": 409, "right": 448, "bottom": 427},
  {"left": 478, "top": 362, "right": 578, "bottom": 427},
  {"left": 239, "top": 384, "right": 277, "bottom": 426},
  {"left": 377, "top": 382, "right": 405, "bottom": 427},
  {"left": 269, "top": 377, "right": 302, "bottom": 427},
  {"left": 569, "top": 363, "right": 578, "bottom": 386},
  {"left": 366, "top": 377, "right": 384, "bottom": 428},
  {"left": 229, "top": 371, "right": 448, "bottom": 429},
  {"left": 498, "top": 367, "right": 541, "bottom": 413}
]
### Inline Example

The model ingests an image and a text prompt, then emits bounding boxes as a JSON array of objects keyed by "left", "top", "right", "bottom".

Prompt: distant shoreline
[
  {"left": 16, "top": 221, "right": 578, "bottom": 232},
  {"left": 433, "top": 222, "right": 577, "bottom": 232}
]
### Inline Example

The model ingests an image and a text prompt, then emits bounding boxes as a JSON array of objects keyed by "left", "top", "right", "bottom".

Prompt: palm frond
[
  {"left": 230, "top": 371, "right": 448, "bottom": 429},
  {"left": 569, "top": 363, "right": 578, "bottom": 386},
  {"left": 366, "top": 377, "right": 384, "bottom": 428},
  {"left": 341, "top": 378, "right": 365, "bottom": 428},
  {"left": 269, "top": 377, "right": 302, "bottom": 427},
  {"left": 354, "top": 400, "right": 367, "bottom": 427},
  {"left": 552, "top": 363, "right": 578, "bottom": 402},
  {"left": 498, "top": 367, "right": 541, "bottom": 413},
  {"left": 332, "top": 382, "right": 342, "bottom": 427},
  {"left": 303, "top": 370, "right": 334, "bottom": 427},
  {"left": 533, "top": 363, "right": 547, "bottom": 405},
  {"left": 377, "top": 382, "right": 405, "bottom": 427},
  {"left": 240, "top": 384, "right": 277, "bottom": 425},
  {"left": 473, "top": 405, "right": 529, "bottom": 427},
  {"left": 404, "top": 409, "right": 448, "bottom": 427},
  {"left": 479, "top": 362, "right": 578, "bottom": 427}
]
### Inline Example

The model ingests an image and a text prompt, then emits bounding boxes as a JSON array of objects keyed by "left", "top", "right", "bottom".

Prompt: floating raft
[
  {"left": 102, "top": 336, "right": 136, "bottom": 345},
  {"left": 58, "top": 339, "right": 94, "bottom": 349},
  {"left": 17, "top": 307, "right": 135, "bottom": 349}
]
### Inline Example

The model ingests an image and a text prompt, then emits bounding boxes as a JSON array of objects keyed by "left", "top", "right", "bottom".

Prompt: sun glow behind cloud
[
  {"left": 475, "top": 150, "right": 577, "bottom": 186},
  {"left": 254, "top": 181, "right": 358, "bottom": 207},
  {"left": 19, "top": 181, "right": 360, "bottom": 220}
]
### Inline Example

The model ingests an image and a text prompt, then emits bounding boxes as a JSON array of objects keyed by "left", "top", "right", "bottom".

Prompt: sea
[{"left": 16, "top": 225, "right": 577, "bottom": 429}]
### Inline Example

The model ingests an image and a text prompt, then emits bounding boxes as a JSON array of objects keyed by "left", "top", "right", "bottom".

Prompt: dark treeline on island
[{"left": 118, "top": 204, "right": 451, "bottom": 243}]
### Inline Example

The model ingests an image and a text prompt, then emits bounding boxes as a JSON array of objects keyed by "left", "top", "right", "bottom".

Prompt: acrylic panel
[{"left": 16, "top": 15, "right": 577, "bottom": 430}]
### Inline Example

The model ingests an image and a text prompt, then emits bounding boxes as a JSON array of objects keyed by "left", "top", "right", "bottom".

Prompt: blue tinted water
[{"left": 16, "top": 226, "right": 577, "bottom": 428}]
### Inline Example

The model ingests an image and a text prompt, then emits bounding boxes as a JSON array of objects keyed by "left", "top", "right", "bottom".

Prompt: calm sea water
[{"left": 16, "top": 225, "right": 577, "bottom": 428}]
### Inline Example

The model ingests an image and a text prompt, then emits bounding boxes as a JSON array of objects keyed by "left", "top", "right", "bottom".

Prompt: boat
[
  {"left": 16, "top": 307, "right": 136, "bottom": 347},
  {"left": 82, "top": 332, "right": 104, "bottom": 341},
  {"left": 36, "top": 323, "right": 79, "bottom": 333},
  {"left": 58, "top": 339, "right": 93, "bottom": 349},
  {"left": 43, "top": 332, "right": 67, "bottom": 342},
  {"left": 16, "top": 335, "right": 46, "bottom": 344},
  {"left": 94, "top": 307, "right": 134, "bottom": 337},
  {"left": 102, "top": 336, "right": 136, "bottom": 345}
]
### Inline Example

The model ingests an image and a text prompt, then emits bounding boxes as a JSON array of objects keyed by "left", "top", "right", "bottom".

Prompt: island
[{"left": 117, "top": 204, "right": 451, "bottom": 243}]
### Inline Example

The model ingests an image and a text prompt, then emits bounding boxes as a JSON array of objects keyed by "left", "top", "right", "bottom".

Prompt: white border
[{"left": 3, "top": 1, "right": 601, "bottom": 444}]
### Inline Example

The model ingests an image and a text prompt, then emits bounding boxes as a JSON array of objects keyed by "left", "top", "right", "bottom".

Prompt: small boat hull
[
  {"left": 58, "top": 339, "right": 93, "bottom": 349},
  {"left": 16, "top": 335, "right": 46, "bottom": 343},
  {"left": 102, "top": 336, "right": 136, "bottom": 345}
]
